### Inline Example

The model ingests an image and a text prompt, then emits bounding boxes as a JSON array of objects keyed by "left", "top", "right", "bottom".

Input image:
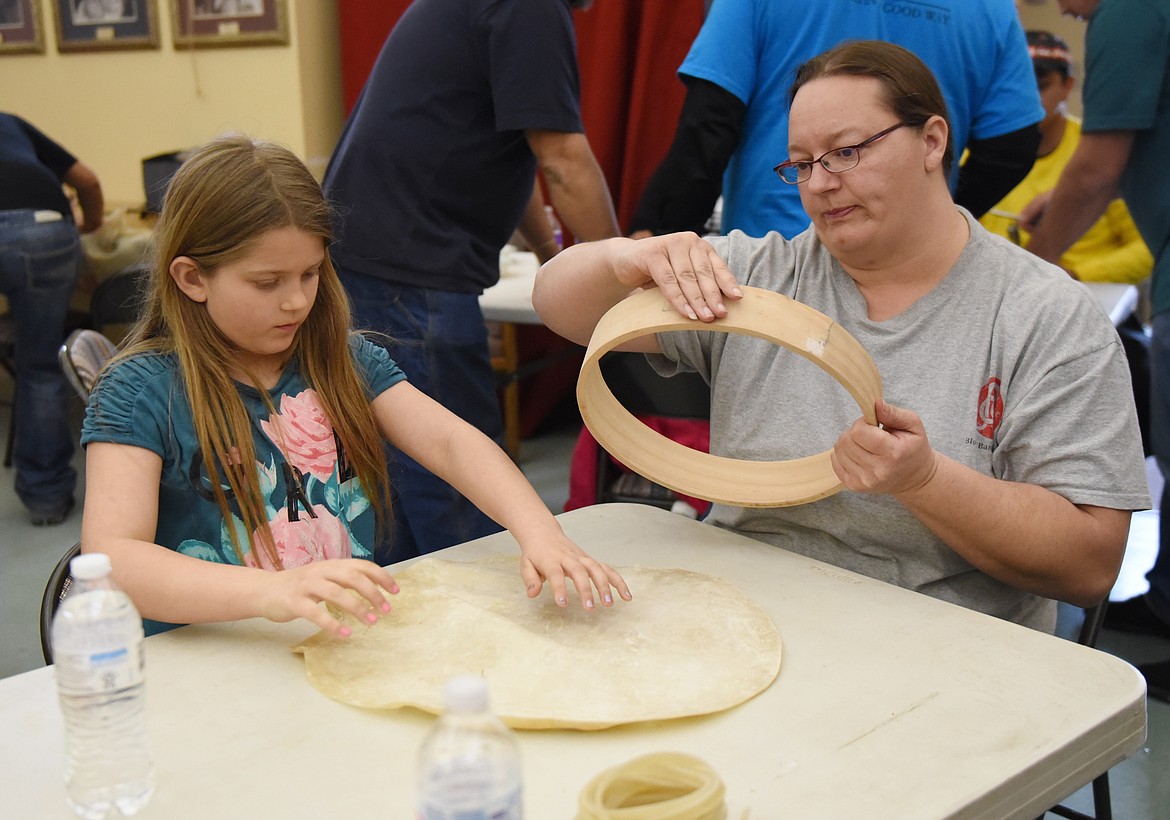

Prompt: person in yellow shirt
[{"left": 981, "top": 30, "right": 1153, "bottom": 284}]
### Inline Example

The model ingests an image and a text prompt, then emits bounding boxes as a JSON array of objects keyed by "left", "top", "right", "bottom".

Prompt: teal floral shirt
[{"left": 81, "top": 336, "right": 406, "bottom": 631}]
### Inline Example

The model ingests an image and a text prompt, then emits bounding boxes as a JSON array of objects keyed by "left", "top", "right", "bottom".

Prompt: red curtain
[
  {"left": 336, "top": 0, "right": 414, "bottom": 115},
  {"left": 335, "top": 0, "right": 706, "bottom": 436},
  {"left": 572, "top": 1, "right": 706, "bottom": 230}
]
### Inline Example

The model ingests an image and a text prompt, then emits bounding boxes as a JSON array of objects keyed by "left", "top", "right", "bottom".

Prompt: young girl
[{"left": 80, "top": 136, "right": 630, "bottom": 638}]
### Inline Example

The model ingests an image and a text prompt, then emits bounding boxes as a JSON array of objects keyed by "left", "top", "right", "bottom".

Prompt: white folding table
[{"left": 0, "top": 504, "right": 1146, "bottom": 819}]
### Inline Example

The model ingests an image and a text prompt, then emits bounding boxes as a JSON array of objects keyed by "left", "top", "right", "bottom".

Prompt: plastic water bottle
[
  {"left": 51, "top": 553, "right": 154, "bottom": 819},
  {"left": 416, "top": 675, "right": 523, "bottom": 819}
]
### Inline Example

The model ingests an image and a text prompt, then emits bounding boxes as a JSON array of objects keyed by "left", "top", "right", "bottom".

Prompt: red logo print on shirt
[{"left": 976, "top": 377, "right": 1003, "bottom": 439}]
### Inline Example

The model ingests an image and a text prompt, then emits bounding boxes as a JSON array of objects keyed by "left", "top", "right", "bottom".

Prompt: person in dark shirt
[
  {"left": 324, "top": 0, "right": 619, "bottom": 562},
  {"left": 0, "top": 112, "right": 104, "bottom": 524}
]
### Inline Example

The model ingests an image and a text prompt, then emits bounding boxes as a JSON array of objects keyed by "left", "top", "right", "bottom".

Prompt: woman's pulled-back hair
[
  {"left": 789, "top": 40, "right": 954, "bottom": 175},
  {"left": 120, "top": 135, "right": 391, "bottom": 568}
]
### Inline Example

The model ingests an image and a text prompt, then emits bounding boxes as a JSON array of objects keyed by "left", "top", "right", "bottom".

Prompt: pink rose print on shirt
[
  {"left": 245, "top": 504, "right": 352, "bottom": 570},
  {"left": 260, "top": 389, "right": 337, "bottom": 482}
]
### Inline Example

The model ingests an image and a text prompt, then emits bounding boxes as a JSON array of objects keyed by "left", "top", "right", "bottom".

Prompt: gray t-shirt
[{"left": 655, "top": 211, "right": 1150, "bottom": 631}]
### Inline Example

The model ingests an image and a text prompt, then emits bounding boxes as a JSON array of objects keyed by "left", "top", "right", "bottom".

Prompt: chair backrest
[
  {"left": 58, "top": 329, "right": 119, "bottom": 402},
  {"left": 40, "top": 542, "right": 81, "bottom": 665},
  {"left": 598, "top": 351, "right": 711, "bottom": 419},
  {"left": 593, "top": 352, "right": 711, "bottom": 509}
]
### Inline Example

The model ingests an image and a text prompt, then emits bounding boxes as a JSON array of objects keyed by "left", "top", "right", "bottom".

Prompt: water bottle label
[
  {"left": 417, "top": 784, "right": 522, "bottom": 820},
  {"left": 55, "top": 642, "right": 144, "bottom": 694}
]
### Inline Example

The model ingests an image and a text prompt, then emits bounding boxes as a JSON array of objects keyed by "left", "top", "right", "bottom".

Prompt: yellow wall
[
  {"left": 0, "top": 0, "right": 343, "bottom": 204},
  {"left": 293, "top": 0, "right": 343, "bottom": 180}
]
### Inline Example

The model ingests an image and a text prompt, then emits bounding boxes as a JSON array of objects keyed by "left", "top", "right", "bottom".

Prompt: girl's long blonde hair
[{"left": 119, "top": 135, "right": 391, "bottom": 567}]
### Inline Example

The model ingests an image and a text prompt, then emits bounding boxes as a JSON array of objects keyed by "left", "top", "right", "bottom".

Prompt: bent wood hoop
[{"left": 577, "top": 287, "right": 883, "bottom": 507}]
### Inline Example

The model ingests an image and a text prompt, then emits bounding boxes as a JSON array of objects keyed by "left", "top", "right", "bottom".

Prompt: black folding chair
[
  {"left": 58, "top": 329, "right": 118, "bottom": 402},
  {"left": 1044, "top": 601, "right": 1113, "bottom": 820},
  {"left": 40, "top": 542, "right": 82, "bottom": 665},
  {"left": 593, "top": 352, "right": 711, "bottom": 510}
]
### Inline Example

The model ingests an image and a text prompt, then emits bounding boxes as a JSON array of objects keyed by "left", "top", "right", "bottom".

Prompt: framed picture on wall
[
  {"left": 171, "top": 0, "right": 287, "bottom": 48},
  {"left": 52, "top": 0, "right": 160, "bottom": 52},
  {"left": 0, "top": 0, "right": 45, "bottom": 54}
]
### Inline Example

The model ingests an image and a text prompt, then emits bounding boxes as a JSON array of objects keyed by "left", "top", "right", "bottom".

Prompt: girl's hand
[
  {"left": 517, "top": 530, "right": 632, "bottom": 611},
  {"left": 612, "top": 232, "right": 742, "bottom": 323},
  {"left": 257, "top": 558, "right": 400, "bottom": 637}
]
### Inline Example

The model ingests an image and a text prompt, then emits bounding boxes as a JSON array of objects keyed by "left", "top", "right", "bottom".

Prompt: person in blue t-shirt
[
  {"left": 629, "top": 0, "right": 1043, "bottom": 239},
  {"left": 80, "top": 136, "right": 630, "bottom": 638},
  {"left": 324, "top": 0, "right": 620, "bottom": 563}
]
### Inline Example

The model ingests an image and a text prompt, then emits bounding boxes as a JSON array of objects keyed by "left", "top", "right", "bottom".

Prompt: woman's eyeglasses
[{"left": 773, "top": 121, "right": 909, "bottom": 185}]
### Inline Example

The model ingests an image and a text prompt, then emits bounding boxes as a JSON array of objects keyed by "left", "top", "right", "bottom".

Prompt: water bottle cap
[
  {"left": 443, "top": 675, "right": 490, "bottom": 714},
  {"left": 69, "top": 552, "right": 113, "bottom": 581}
]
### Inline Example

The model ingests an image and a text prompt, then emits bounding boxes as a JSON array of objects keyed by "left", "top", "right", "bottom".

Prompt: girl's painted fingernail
[
  {"left": 557, "top": 595, "right": 567, "bottom": 606},
  {"left": 585, "top": 599, "right": 594, "bottom": 609},
  {"left": 366, "top": 613, "right": 377, "bottom": 624},
  {"left": 604, "top": 594, "right": 613, "bottom": 604},
  {"left": 381, "top": 602, "right": 391, "bottom": 613},
  {"left": 339, "top": 626, "right": 352, "bottom": 638}
]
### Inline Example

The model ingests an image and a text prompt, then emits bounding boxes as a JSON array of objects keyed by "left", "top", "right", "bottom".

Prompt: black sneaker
[
  {"left": 1138, "top": 659, "right": 1170, "bottom": 703},
  {"left": 1102, "top": 595, "right": 1170, "bottom": 641},
  {"left": 28, "top": 497, "right": 75, "bottom": 527}
]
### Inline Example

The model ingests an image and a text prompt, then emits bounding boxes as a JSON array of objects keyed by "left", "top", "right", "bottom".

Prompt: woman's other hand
[{"left": 830, "top": 400, "right": 939, "bottom": 496}]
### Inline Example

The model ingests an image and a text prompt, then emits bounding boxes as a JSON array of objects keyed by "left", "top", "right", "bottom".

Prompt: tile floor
[{"left": 1, "top": 385, "right": 1167, "bottom": 817}]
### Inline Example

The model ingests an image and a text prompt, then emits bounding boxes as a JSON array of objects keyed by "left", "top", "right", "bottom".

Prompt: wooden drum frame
[{"left": 577, "top": 287, "right": 883, "bottom": 507}]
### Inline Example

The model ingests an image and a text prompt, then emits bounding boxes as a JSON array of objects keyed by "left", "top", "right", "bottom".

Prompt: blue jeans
[
  {"left": 0, "top": 211, "right": 81, "bottom": 513},
  {"left": 339, "top": 270, "right": 503, "bottom": 564},
  {"left": 1148, "top": 310, "right": 1170, "bottom": 621}
]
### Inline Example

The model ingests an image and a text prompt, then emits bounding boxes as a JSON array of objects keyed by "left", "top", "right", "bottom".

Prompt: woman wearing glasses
[{"left": 533, "top": 40, "right": 1149, "bottom": 632}]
